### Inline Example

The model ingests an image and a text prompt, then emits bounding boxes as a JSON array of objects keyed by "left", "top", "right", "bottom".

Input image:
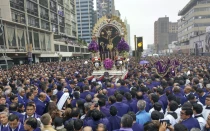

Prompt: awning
[
  {"left": 0, "top": 56, "right": 13, "bottom": 60},
  {"left": 39, "top": 54, "right": 59, "bottom": 58},
  {"left": 72, "top": 53, "right": 83, "bottom": 56}
]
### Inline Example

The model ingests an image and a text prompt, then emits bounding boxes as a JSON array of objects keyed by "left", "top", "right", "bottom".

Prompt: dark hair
[
  {"left": 25, "top": 117, "right": 38, "bottom": 129},
  {"left": 83, "top": 85, "right": 89, "bottom": 91},
  {"left": 109, "top": 96, "right": 116, "bottom": 104},
  {"left": 157, "top": 88, "right": 164, "bottom": 95},
  {"left": 196, "top": 88, "right": 204, "bottom": 94},
  {"left": 85, "top": 94, "right": 92, "bottom": 102},
  {"left": 127, "top": 111, "right": 136, "bottom": 121},
  {"left": 174, "top": 123, "right": 188, "bottom": 131},
  {"left": 167, "top": 94, "right": 177, "bottom": 102},
  {"left": 121, "top": 114, "right": 133, "bottom": 128},
  {"left": 110, "top": 106, "right": 117, "bottom": 116},
  {"left": 26, "top": 103, "right": 35, "bottom": 109},
  {"left": 153, "top": 102, "right": 162, "bottom": 111},
  {"left": 187, "top": 93, "right": 195, "bottom": 101},
  {"left": 151, "top": 94, "right": 159, "bottom": 103},
  {"left": 9, "top": 103, "right": 18, "bottom": 111},
  {"left": 151, "top": 111, "right": 161, "bottom": 120},
  {"left": 10, "top": 95, "right": 18, "bottom": 102},
  {"left": 116, "top": 94, "right": 123, "bottom": 102},
  {"left": 91, "top": 109, "right": 102, "bottom": 121},
  {"left": 8, "top": 114, "right": 19, "bottom": 122},
  {"left": 26, "top": 92, "right": 33, "bottom": 99},
  {"left": 193, "top": 103, "right": 203, "bottom": 114},
  {"left": 182, "top": 106, "right": 193, "bottom": 116},
  {"left": 46, "top": 88, "right": 52, "bottom": 94},
  {"left": 124, "top": 92, "right": 132, "bottom": 101},
  {"left": 121, "top": 80, "right": 126, "bottom": 86},
  {"left": 73, "top": 92, "right": 80, "bottom": 99},
  {"left": 57, "top": 85, "right": 63, "bottom": 91},
  {"left": 98, "top": 98, "right": 106, "bottom": 107},
  {"left": 74, "top": 119, "right": 83, "bottom": 131},
  {"left": 50, "top": 95, "right": 57, "bottom": 101},
  {"left": 54, "top": 117, "right": 63, "bottom": 129},
  {"left": 144, "top": 121, "right": 159, "bottom": 131},
  {"left": 169, "top": 101, "right": 178, "bottom": 111},
  {"left": 71, "top": 108, "right": 80, "bottom": 117},
  {"left": 65, "top": 119, "right": 74, "bottom": 131}
]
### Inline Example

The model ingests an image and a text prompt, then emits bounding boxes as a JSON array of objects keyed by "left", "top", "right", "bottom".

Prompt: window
[
  {"left": 7, "top": 27, "right": 16, "bottom": 47},
  {"left": 34, "top": 32, "right": 40, "bottom": 50},
  {"left": 54, "top": 44, "right": 59, "bottom": 51},
  {"left": 75, "top": 47, "right": 80, "bottom": 52},
  {"left": 41, "top": 20, "right": 50, "bottom": 30},
  {"left": 50, "top": 1, "right": 56, "bottom": 11},
  {"left": 68, "top": 46, "right": 74, "bottom": 52},
  {"left": 28, "top": 15, "right": 39, "bottom": 28},
  {"left": 60, "top": 26, "right": 65, "bottom": 33},
  {"left": 65, "top": 24, "right": 71, "bottom": 35},
  {"left": 11, "top": 10, "right": 25, "bottom": 24},
  {"left": 59, "top": 16, "right": 64, "bottom": 25},
  {"left": 39, "top": 0, "right": 48, "bottom": 7},
  {"left": 27, "top": 1, "right": 38, "bottom": 16},
  {"left": 40, "top": 7, "right": 49, "bottom": 20},
  {"left": 10, "top": 0, "right": 24, "bottom": 11},
  {"left": 51, "top": 12, "right": 57, "bottom": 23},
  {"left": 60, "top": 45, "right": 67, "bottom": 52},
  {"left": 58, "top": 5, "right": 64, "bottom": 16},
  {"left": 52, "top": 24, "right": 58, "bottom": 33}
]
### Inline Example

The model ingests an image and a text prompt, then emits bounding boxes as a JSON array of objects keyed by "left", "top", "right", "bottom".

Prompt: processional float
[{"left": 88, "top": 15, "right": 129, "bottom": 79}]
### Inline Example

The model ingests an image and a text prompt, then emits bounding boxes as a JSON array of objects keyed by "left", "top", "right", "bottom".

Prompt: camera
[{"left": 160, "top": 120, "right": 171, "bottom": 126}]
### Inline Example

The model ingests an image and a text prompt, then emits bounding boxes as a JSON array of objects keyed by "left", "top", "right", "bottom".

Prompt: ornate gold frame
[{"left": 92, "top": 15, "right": 128, "bottom": 41}]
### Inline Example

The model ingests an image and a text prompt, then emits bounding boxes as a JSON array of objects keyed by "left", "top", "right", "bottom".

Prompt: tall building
[
  {"left": 124, "top": 18, "right": 130, "bottom": 47},
  {"left": 178, "top": 0, "right": 210, "bottom": 50},
  {"left": 154, "top": 17, "right": 178, "bottom": 53},
  {"left": 76, "top": 0, "right": 94, "bottom": 44},
  {"left": 93, "top": 10, "right": 98, "bottom": 26},
  {"left": 96, "top": 0, "right": 115, "bottom": 19},
  {"left": 0, "top": 0, "right": 89, "bottom": 64},
  {"left": 114, "top": 10, "right": 121, "bottom": 18}
]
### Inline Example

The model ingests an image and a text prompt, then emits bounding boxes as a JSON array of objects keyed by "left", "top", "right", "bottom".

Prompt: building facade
[
  {"left": 96, "top": 0, "right": 115, "bottom": 19},
  {"left": 124, "top": 18, "right": 130, "bottom": 47},
  {"left": 178, "top": 0, "right": 210, "bottom": 55},
  {"left": 0, "top": 0, "right": 89, "bottom": 65},
  {"left": 154, "top": 17, "right": 178, "bottom": 53},
  {"left": 114, "top": 10, "right": 121, "bottom": 18},
  {"left": 76, "top": 0, "right": 94, "bottom": 44}
]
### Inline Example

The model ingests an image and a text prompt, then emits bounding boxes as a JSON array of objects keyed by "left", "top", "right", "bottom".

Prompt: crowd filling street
[{"left": 1, "top": 55, "right": 210, "bottom": 131}]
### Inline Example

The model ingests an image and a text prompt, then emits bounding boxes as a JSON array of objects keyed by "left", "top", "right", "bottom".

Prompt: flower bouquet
[
  {"left": 88, "top": 40, "right": 99, "bottom": 53},
  {"left": 117, "top": 38, "right": 130, "bottom": 53},
  {"left": 103, "top": 58, "right": 114, "bottom": 70}
]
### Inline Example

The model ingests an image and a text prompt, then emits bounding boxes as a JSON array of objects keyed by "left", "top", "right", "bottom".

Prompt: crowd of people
[{"left": 0, "top": 55, "right": 210, "bottom": 131}]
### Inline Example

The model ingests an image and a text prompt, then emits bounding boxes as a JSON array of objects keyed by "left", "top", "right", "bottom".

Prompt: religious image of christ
[{"left": 98, "top": 26, "right": 121, "bottom": 60}]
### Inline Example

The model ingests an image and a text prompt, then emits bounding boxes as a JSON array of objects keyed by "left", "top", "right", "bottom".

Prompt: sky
[{"left": 94, "top": 0, "right": 190, "bottom": 49}]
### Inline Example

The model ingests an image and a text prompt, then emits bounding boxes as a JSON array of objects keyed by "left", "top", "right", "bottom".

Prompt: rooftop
[{"left": 178, "top": 0, "right": 198, "bottom": 16}]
